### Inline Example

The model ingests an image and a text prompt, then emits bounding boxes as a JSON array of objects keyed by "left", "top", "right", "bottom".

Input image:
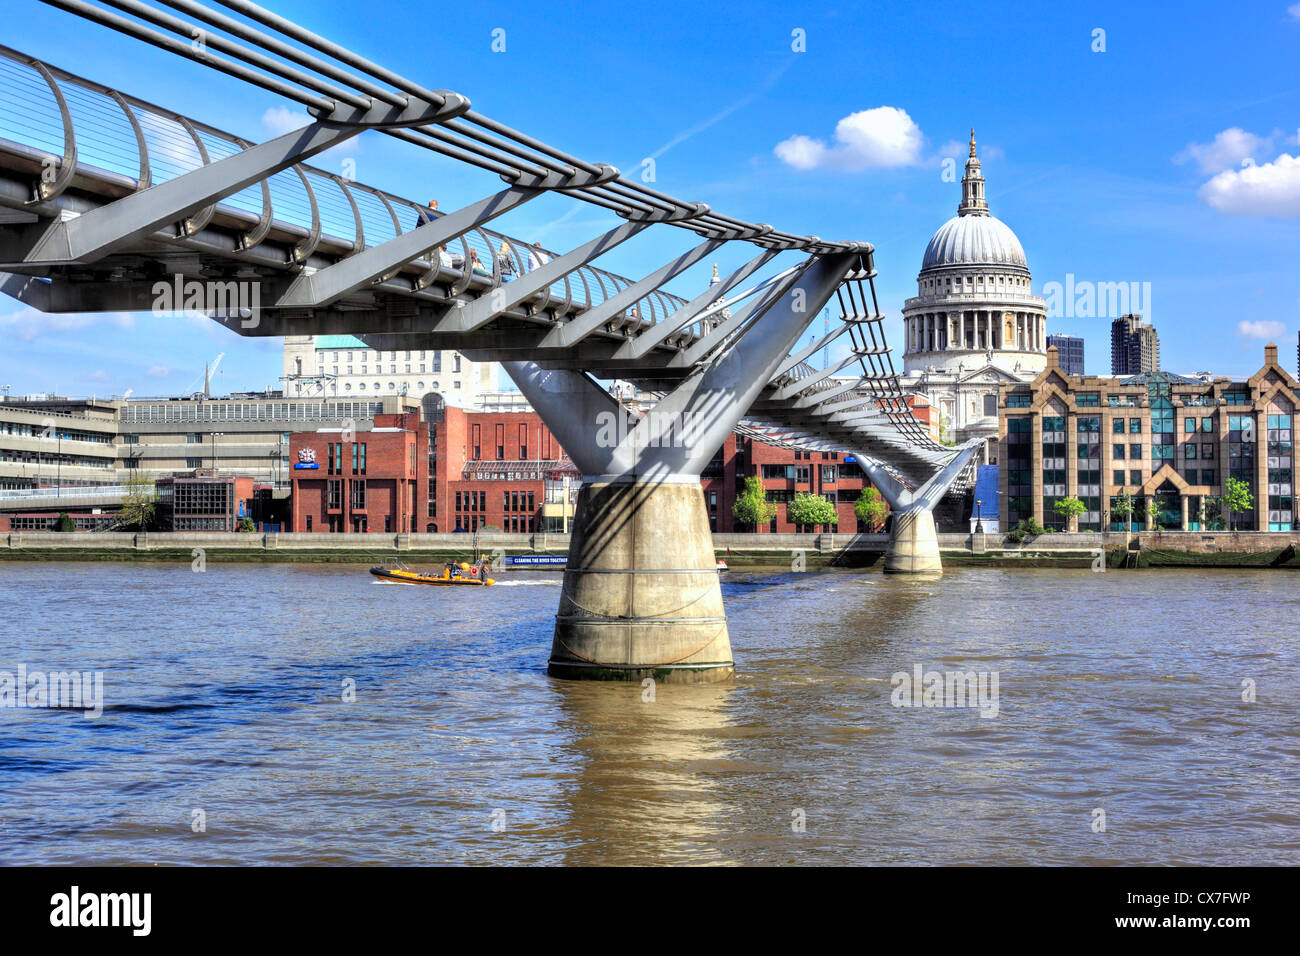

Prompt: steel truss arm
[
  {"left": 265, "top": 168, "right": 608, "bottom": 309},
  {"left": 537, "top": 237, "right": 726, "bottom": 349}
]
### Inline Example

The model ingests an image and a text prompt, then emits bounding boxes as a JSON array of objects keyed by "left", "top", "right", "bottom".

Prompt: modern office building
[
  {"left": 1110, "top": 314, "right": 1160, "bottom": 375},
  {"left": 898, "top": 131, "right": 1048, "bottom": 452},
  {"left": 157, "top": 472, "right": 267, "bottom": 532},
  {"left": 999, "top": 342, "right": 1296, "bottom": 532},
  {"left": 1046, "top": 334, "right": 1085, "bottom": 375}
]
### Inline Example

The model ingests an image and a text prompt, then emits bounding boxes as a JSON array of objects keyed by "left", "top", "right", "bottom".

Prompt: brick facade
[{"left": 289, "top": 412, "right": 427, "bottom": 533}]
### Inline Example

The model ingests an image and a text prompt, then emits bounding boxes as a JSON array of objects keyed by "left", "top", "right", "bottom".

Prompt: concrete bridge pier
[
  {"left": 885, "top": 507, "right": 942, "bottom": 574},
  {"left": 504, "top": 253, "right": 857, "bottom": 683},
  {"left": 854, "top": 442, "right": 981, "bottom": 576}
]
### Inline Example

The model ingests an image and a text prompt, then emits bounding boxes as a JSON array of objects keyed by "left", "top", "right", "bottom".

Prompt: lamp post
[{"left": 975, "top": 497, "right": 984, "bottom": 534}]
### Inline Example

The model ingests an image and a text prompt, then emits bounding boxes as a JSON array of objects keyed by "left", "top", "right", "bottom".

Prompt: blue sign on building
[{"left": 293, "top": 463, "right": 319, "bottom": 469}]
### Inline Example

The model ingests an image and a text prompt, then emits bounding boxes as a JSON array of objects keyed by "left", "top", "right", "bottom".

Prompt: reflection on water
[{"left": 0, "top": 562, "right": 1297, "bottom": 865}]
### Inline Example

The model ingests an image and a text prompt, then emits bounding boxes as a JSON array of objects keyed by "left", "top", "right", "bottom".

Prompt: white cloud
[
  {"left": 775, "top": 107, "right": 924, "bottom": 171},
  {"left": 146, "top": 365, "right": 172, "bottom": 378},
  {"left": 1238, "top": 320, "right": 1286, "bottom": 339},
  {"left": 0, "top": 308, "right": 135, "bottom": 342},
  {"left": 1174, "top": 127, "right": 1277, "bottom": 173},
  {"left": 1200, "top": 152, "right": 1300, "bottom": 217},
  {"left": 261, "top": 106, "right": 310, "bottom": 137},
  {"left": 1289, "top": 3, "right": 1300, "bottom": 21}
]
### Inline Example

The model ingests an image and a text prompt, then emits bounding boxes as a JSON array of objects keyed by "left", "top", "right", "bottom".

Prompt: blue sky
[{"left": 2, "top": 0, "right": 1298, "bottom": 396}]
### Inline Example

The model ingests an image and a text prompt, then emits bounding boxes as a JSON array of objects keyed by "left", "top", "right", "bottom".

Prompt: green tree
[
  {"left": 788, "top": 492, "right": 837, "bottom": 531},
  {"left": 1144, "top": 496, "right": 1160, "bottom": 531},
  {"left": 118, "top": 470, "right": 158, "bottom": 531},
  {"left": 1111, "top": 493, "right": 1135, "bottom": 532},
  {"left": 854, "top": 486, "right": 888, "bottom": 531},
  {"left": 732, "top": 475, "right": 777, "bottom": 530},
  {"left": 1200, "top": 495, "right": 1224, "bottom": 531},
  {"left": 1222, "top": 477, "right": 1253, "bottom": 531},
  {"left": 237, "top": 517, "right": 256, "bottom": 532},
  {"left": 54, "top": 512, "right": 75, "bottom": 532},
  {"left": 1051, "top": 496, "right": 1086, "bottom": 531}
]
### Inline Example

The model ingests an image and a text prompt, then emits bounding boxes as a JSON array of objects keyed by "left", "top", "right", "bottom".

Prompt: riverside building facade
[{"left": 998, "top": 343, "right": 1297, "bottom": 532}]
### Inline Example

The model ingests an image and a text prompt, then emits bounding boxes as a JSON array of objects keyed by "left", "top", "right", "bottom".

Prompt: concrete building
[
  {"left": 0, "top": 397, "right": 119, "bottom": 492},
  {"left": 1110, "top": 313, "right": 1160, "bottom": 374},
  {"left": 1046, "top": 334, "right": 1085, "bottom": 375},
  {"left": 281, "top": 335, "right": 495, "bottom": 407},
  {"left": 119, "top": 393, "right": 421, "bottom": 484},
  {"left": 899, "top": 130, "right": 1048, "bottom": 450},
  {"left": 998, "top": 342, "right": 1296, "bottom": 532}
]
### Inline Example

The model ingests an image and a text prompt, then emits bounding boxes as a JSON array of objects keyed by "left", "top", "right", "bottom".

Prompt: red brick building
[
  {"left": 429, "top": 407, "right": 575, "bottom": 533},
  {"left": 290, "top": 412, "right": 427, "bottom": 533},
  {"left": 287, "top": 402, "right": 886, "bottom": 535},
  {"left": 718, "top": 436, "right": 877, "bottom": 533}
]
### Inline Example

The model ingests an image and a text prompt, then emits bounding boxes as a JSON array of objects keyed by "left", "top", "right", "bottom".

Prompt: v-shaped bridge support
[{"left": 503, "top": 252, "right": 856, "bottom": 682}]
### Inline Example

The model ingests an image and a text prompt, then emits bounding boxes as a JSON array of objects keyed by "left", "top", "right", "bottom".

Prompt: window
[
  {"left": 186, "top": 458, "right": 202, "bottom": 469},
  {"left": 1130, "top": 418, "right": 1142, "bottom": 433},
  {"left": 351, "top": 480, "right": 366, "bottom": 510},
  {"left": 1113, "top": 444, "right": 1125, "bottom": 460},
  {"left": 1077, "top": 393, "right": 1100, "bottom": 407},
  {"left": 1113, "top": 469, "right": 1125, "bottom": 485},
  {"left": 1130, "top": 470, "right": 1142, "bottom": 485},
  {"left": 1202, "top": 417, "right": 1213, "bottom": 432},
  {"left": 328, "top": 480, "right": 341, "bottom": 510},
  {"left": 1184, "top": 443, "right": 1198, "bottom": 459},
  {"left": 1202, "top": 444, "right": 1215, "bottom": 459},
  {"left": 1130, "top": 444, "right": 1143, "bottom": 460},
  {"left": 1185, "top": 418, "right": 1196, "bottom": 433},
  {"left": 305, "top": 515, "right": 312, "bottom": 532},
  {"left": 1112, "top": 418, "right": 1125, "bottom": 434}
]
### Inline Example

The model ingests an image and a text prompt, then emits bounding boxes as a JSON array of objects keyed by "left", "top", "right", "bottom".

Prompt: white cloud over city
[
  {"left": 1177, "top": 126, "right": 1300, "bottom": 218},
  {"left": 775, "top": 107, "right": 925, "bottom": 171},
  {"left": 0, "top": 308, "right": 136, "bottom": 342},
  {"left": 1174, "top": 127, "right": 1282, "bottom": 174},
  {"left": 1237, "top": 319, "right": 1287, "bottom": 339},
  {"left": 1201, "top": 153, "right": 1300, "bottom": 218}
]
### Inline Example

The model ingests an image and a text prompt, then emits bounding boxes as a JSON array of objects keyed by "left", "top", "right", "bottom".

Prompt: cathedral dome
[{"left": 921, "top": 214, "right": 1027, "bottom": 272}]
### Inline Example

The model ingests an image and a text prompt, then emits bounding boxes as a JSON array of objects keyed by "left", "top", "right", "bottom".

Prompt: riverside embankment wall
[{"left": 4, "top": 529, "right": 1300, "bottom": 569}]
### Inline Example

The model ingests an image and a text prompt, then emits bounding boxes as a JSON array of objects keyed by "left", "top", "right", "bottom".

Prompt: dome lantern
[{"left": 958, "top": 128, "right": 989, "bottom": 218}]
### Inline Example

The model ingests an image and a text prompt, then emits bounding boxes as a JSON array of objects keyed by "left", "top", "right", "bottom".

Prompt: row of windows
[
  {"left": 317, "top": 349, "right": 455, "bottom": 366},
  {"left": 322, "top": 378, "right": 461, "bottom": 393},
  {"left": 325, "top": 443, "right": 367, "bottom": 476}
]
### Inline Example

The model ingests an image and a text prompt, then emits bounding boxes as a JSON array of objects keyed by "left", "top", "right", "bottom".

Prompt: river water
[{"left": 0, "top": 562, "right": 1296, "bottom": 865}]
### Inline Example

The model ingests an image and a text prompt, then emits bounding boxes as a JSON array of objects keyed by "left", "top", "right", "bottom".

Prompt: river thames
[{"left": 0, "top": 562, "right": 1296, "bottom": 866}]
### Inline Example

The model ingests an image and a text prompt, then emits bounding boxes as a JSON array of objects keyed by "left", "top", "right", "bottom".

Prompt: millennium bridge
[{"left": 0, "top": 0, "right": 982, "bottom": 682}]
